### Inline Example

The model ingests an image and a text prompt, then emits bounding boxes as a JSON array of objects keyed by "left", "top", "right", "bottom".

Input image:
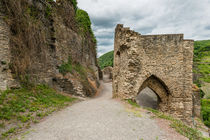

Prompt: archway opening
[
  {"left": 136, "top": 87, "right": 161, "bottom": 109},
  {"left": 136, "top": 75, "right": 169, "bottom": 111}
]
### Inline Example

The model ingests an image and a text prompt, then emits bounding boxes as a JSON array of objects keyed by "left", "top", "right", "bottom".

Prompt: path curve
[{"left": 23, "top": 82, "right": 186, "bottom": 140}]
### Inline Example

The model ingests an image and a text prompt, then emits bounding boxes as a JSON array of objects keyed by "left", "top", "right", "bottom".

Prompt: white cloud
[{"left": 78, "top": 0, "right": 210, "bottom": 56}]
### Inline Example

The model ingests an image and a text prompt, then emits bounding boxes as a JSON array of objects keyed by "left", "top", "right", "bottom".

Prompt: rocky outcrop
[{"left": 0, "top": 0, "right": 99, "bottom": 97}]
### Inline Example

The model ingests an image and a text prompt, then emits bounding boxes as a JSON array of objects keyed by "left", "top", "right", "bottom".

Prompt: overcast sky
[{"left": 77, "top": 0, "right": 210, "bottom": 57}]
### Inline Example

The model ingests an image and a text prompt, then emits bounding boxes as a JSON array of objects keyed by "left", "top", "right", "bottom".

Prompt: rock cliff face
[{"left": 0, "top": 0, "right": 99, "bottom": 97}]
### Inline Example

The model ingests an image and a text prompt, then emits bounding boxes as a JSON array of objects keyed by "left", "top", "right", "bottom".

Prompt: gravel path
[{"left": 22, "top": 82, "right": 187, "bottom": 140}]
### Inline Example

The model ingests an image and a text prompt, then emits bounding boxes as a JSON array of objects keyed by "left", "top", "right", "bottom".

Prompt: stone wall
[
  {"left": 192, "top": 85, "right": 201, "bottom": 118},
  {"left": 0, "top": 0, "right": 99, "bottom": 97},
  {"left": 0, "top": 14, "right": 17, "bottom": 90},
  {"left": 113, "top": 24, "right": 195, "bottom": 123},
  {"left": 102, "top": 66, "right": 113, "bottom": 79},
  {"left": 102, "top": 66, "right": 113, "bottom": 83}
]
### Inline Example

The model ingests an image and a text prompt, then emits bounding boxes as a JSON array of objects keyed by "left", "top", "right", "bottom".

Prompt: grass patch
[
  {"left": 127, "top": 99, "right": 140, "bottom": 108},
  {"left": 0, "top": 85, "right": 77, "bottom": 138},
  {"left": 1, "top": 127, "right": 17, "bottom": 138},
  {"left": 170, "top": 120, "right": 202, "bottom": 140}
]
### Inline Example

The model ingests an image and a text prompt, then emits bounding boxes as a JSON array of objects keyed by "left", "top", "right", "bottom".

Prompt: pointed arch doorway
[{"left": 136, "top": 75, "right": 170, "bottom": 112}]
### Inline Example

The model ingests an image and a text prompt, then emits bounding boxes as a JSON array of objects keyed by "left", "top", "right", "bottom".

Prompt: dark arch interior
[
  {"left": 136, "top": 75, "right": 169, "bottom": 110},
  {"left": 116, "top": 51, "right": 120, "bottom": 57},
  {"left": 136, "top": 87, "right": 161, "bottom": 109}
]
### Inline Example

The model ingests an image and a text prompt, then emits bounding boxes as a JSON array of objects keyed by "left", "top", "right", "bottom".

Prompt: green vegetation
[
  {"left": 0, "top": 85, "right": 77, "bottom": 138},
  {"left": 26, "top": 6, "right": 39, "bottom": 19},
  {"left": 45, "top": 5, "right": 53, "bottom": 17},
  {"left": 1, "top": 127, "right": 17, "bottom": 137},
  {"left": 59, "top": 57, "right": 87, "bottom": 78},
  {"left": 149, "top": 108, "right": 206, "bottom": 140},
  {"left": 201, "top": 99, "right": 210, "bottom": 128},
  {"left": 98, "top": 51, "right": 114, "bottom": 69},
  {"left": 71, "top": 0, "right": 78, "bottom": 10},
  {"left": 193, "top": 40, "right": 210, "bottom": 85},
  {"left": 68, "top": 0, "right": 96, "bottom": 43},
  {"left": 58, "top": 57, "right": 91, "bottom": 91},
  {"left": 59, "top": 57, "right": 73, "bottom": 75},
  {"left": 76, "top": 9, "right": 91, "bottom": 33},
  {"left": 74, "top": 63, "right": 87, "bottom": 79},
  {"left": 127, "top": 100, "right": 205, "bottom": 140},
  {"left": 76, "top": 9, "right": 96, "bottom": 43},
  {"left": 127, "top": 99, "right": 140, "bottom": 108},
  {"left": 193, "top": 40, "right": 210, "bottom": 129},
  {"left": 26, "top": 2, "right": 53, "bottom": 19}
]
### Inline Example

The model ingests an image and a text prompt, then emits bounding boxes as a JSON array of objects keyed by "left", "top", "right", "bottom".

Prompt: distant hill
[{"left": 98, "top": 51, "right": 114, "bottom": 69}]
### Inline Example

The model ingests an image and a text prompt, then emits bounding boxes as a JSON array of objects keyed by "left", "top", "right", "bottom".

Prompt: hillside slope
[{"left": 98, "top": 51, "right": 114, "bottom": 69}]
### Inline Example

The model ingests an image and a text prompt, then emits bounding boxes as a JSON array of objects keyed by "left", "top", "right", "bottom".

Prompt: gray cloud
[
  {"left": 92, "top": 16, "right": 118, "bottom": 28},
  {"left": 205, "top": 26, "right": 210, "bottom": 30},
  {"left": 78, "top": 0, "right": 210, "bottom": 57}
]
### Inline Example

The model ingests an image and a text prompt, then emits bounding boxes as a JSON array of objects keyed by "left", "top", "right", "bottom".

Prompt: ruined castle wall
[{"left": 113, "top": 24, "right": 194, "bottom": 123}]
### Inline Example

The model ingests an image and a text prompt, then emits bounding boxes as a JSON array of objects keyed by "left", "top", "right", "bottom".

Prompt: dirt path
[{"left": 21, "top": 82, "right": 187, "bottom": 140}]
